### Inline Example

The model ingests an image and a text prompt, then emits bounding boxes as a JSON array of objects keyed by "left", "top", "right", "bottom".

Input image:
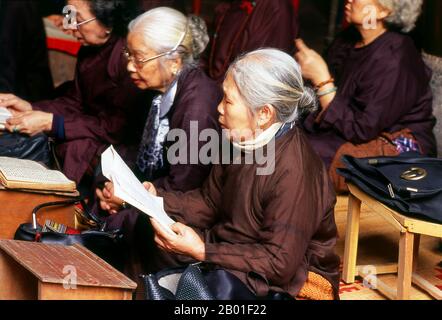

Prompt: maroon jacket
[
  {"left": 33, "top": 36, "right": 149, "bottom": 183},
  {"left": 205, "top": 0, "right": 299, "bottom": 83}
]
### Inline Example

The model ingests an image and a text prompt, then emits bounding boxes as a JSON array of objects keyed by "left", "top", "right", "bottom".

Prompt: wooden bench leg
[
  {"left": 397, "top": 231, "right": 414, "bottom": 300},
  {"left": 342, "top": 194, "right": 362, "bottom": 284},
  {"left": 412, "top": 234, "right": 420, "bottom": 272}
]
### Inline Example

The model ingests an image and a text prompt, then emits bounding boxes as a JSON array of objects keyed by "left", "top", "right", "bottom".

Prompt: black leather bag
[
  {"left": 337, "top": 152, "right": 442, "bottom": 223},
  {"left": 141, "top": 263, "right": 293, "bottom": 301},
  {"left": 0, "top": 132, "right": 52, "bottom": 167},
  {"left": 14, "top": 198, "right": 125, "bottom": 270}
]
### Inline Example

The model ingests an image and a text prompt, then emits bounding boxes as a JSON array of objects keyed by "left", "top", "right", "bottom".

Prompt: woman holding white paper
[
  {"left": 112, "top": 49, "right": 341, "bottom": 300},
  {"left": 96, "top": 7, "right": 221, "bottom": 215}
]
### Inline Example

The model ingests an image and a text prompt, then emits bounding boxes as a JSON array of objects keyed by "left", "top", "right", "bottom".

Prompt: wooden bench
[
  {"left": 0, "top": 240, "right": 136, "bottom": 300},
  {"left": 342, "top": 183, "right": 442, "bottom": 300}
]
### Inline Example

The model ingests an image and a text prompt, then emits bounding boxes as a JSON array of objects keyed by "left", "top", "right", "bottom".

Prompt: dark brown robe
[
  {"left": 205, "top": 0, "right": 299, "bottom": 83},
  {"left": 33, "top": 35, "right": 149, "bottom": 184},
  {"left": 302, "top": 28, "right": 437, "bottom": 169},
  {"left": 0, "top": 0, "right": 54, "bottom": 101},
  {"left": 125, "top": 127, "right": 340, "bottom": 299}
]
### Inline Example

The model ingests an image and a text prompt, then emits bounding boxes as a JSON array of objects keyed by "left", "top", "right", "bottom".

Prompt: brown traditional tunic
[
  {"left": 151, "top": 127, "right": 341, "bottom": 298},
  {"left": 205, "top": 0, "right": 299, "bottom": 83}
]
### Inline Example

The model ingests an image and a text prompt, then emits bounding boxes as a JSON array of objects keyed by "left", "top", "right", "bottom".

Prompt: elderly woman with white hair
[
  {"left": 140, "top": 48, "right": 341, "bottom": 300},
  {"left": 296, "top": 0, "right": 436, "bottom": 192},
  {"left": 97, "top": 7, "right": 221, "bottom": 210},
  {"left": 95, "top": 7, "right": 221, "bottom": 280}
]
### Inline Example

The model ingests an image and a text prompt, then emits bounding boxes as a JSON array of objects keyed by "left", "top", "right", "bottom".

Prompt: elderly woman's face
[
  {"left": 67, "top": 0, "right": 110, "bottom": 46},
  {"left": 345, "top": 0, "right": 390, "bottom": 26},
  {"left": 126, "top": 32, "right": 176, "bottom": 92},
  {"left": 218, "top": 74, "right": 258, "bottom": 142}
]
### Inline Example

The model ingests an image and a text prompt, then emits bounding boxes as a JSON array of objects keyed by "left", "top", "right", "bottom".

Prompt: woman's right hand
[
  {"left": 0, "top": 94, "right": 33, "bottom": 114},
  {"left": 96, "top": 182, "right": 124, "bottom": 215},
  {"left": 96, "top": 181, "right": 158, "bottom": 214}
]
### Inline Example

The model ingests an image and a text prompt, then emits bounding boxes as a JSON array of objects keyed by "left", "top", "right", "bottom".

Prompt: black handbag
[
  {"left": 0, "top": 132, "right": 52, "bottom": 167},
  {"left": 14, "top": 198, "right": 125, "bottom": 271},
  {"left": 337, "top": 152, "right": 442, "bottom": 223},
  {"left": 141, "top": 263, "right": 294, "bottom": 301}
]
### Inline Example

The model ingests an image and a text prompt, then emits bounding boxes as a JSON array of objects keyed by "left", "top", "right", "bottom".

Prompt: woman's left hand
[
  {"left": 294, "top": 39, "right": 332, "bottom": 86},
  {"left": 5, "top": 111, "right": 53, "bottom": 136},
  {"left": 151, "top": 219, "right": 206, "bottom": 261}
]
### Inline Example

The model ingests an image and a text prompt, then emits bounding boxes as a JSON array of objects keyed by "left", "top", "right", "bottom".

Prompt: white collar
[
  {"left": 158, "top": 81, "right": 178, "bottom": 118},
  {"left": 231, "top": 122, "right": 283, "bottom": 153}
]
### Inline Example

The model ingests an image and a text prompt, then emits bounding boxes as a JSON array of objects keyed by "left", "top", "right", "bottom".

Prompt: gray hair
[
  {"left": 227, "top": 48, "right": 317, "bottom": 124},
  {"left": 377, "top": 0, "right": 423, "bottom": 33},
  {"left": 128, "top": 7, "right": 209, "bottom": 65}
]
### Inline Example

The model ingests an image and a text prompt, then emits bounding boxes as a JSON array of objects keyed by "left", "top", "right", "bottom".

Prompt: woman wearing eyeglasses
[
  {"left": 0, "top": 0, "right": 148, "bottom": 192},
  {"left": 96, "top": 6, "right": 221, "bottom": 214}
]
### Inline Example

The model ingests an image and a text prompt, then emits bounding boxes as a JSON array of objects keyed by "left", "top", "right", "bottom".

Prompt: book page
[
  {"left": 0, "top": 157, "right": 74, "bottom": 188},
  {"left": 101, "top": 146, "right": 175, "bottom": 234}
]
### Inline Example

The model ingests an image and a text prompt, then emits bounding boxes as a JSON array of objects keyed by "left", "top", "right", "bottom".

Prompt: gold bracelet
[{"left": 314, "top": 78, "right": 335, "bottom": 91}]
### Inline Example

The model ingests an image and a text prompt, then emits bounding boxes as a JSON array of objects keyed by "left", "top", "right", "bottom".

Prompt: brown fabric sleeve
[{"left": 160, "top": 164, "right": 224, "bottom": 230}]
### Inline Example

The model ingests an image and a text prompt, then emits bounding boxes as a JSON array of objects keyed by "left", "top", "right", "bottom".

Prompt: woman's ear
[
  {"left": 377, "top": 5, "right": 391, "bottom": 20},
  {"left": 170, "top": 57, "right": 183, "bottom": 76},
  {"left": 257, "top": 104, "right": 276, "bottom": 128}
]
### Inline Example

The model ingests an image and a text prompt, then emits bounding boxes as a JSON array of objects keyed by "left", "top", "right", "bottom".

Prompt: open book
[
  {"left": 101, "top": 146, "right": 175, "bottom": 234},
  {"left": 0, "top": 157, "right": 76, "bottom": 192},
  {"left": 0, "top": 107, "right": 12, "bottom": 130}
]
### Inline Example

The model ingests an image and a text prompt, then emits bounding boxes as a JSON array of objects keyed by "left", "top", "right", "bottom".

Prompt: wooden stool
[
  {"left": 342, "top": 183, "right": 442, "bottom": 300},
  {"left": 0, "top": 240, "right": 136, "bottom": 300}
]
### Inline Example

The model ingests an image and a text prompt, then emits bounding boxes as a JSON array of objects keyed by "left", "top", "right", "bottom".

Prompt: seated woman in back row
[
  {"left": 100, "top": 49, "right": 341, "bottom": 300},
  {"left": 0, "top": 0, "right": 148, "bottom": 192},
  {"left": 95, "top": 7, "right": 222, "bottom": 200},
  {"left": 296, "top": 0, "right": 436, "bottom": 192}
]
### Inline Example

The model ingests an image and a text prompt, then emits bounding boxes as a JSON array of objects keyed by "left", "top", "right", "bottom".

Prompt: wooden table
[
  {"left": 0, "top": 189, "right": 76, "bottom": 239},
  {"left": 0, "top": 240, "right": 136, "bottom": 300}
]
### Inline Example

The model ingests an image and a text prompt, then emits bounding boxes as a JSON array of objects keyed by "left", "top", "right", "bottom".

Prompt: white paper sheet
[{"left": 101, "top": 146, "right": 175, "bottom": 234}]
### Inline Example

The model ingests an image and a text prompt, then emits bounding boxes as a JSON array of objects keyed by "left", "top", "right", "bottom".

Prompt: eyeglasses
[
  {"left": 63, "top": 13, "right": 97, "bottom": 30},
  {"left": 122, "top": 48, "right": 179, "bottom": 69},
  {"left": 123, "top": 28, "right": 188, "bottom": 69}
]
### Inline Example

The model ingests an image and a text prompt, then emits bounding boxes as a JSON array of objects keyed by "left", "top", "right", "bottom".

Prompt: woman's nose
[
  {"left": 217, "top": 102, "right": 224, "bottom": 115},
  {"left": 127, "top": 60, "right": 137, "bottom": 73}
]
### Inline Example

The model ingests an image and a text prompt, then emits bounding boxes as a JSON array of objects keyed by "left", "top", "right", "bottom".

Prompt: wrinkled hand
[
  {"left": 5, "top": 111, "right": 53, "bottom": 136},
  {"left": 151, "top": 219, "right": 205, "bottom": 261},
  {"left": 294, "top": 39, "right": 332, "bottom": 86},
  {"left": 96, "top": 181, "right": 158, "bottom": 215},
  {"left": 0, "top": 94, "right": 32, "bottom": 115},
  {"left": 96, "top": 182, "right": 124, "bottom": 215}
]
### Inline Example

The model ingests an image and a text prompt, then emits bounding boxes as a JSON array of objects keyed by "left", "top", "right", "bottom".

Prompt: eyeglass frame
[
  {"left": 122, "top": 47, "right": 183, "bottom": 69},
  {"left": 122, "top": 27, "right": 189, "bottom": 69},
  {"left": 64, "top": 14, "right": 97, "bottom": 30}
]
